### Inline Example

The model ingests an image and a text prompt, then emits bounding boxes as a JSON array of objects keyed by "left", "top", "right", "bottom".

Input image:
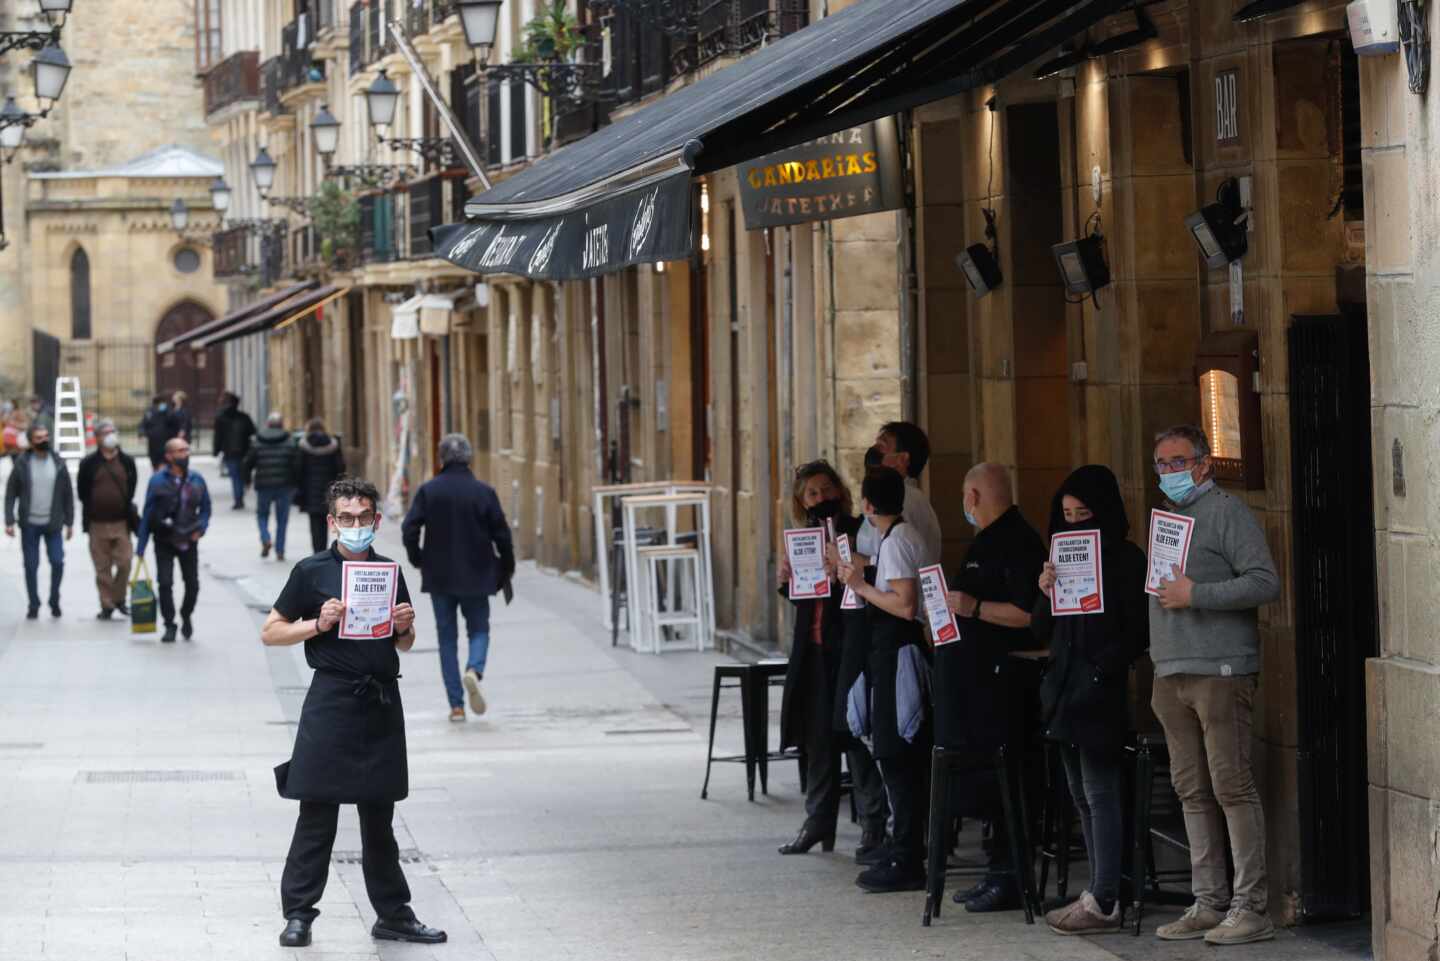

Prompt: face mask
[
  {"left": 964, "top": 509, "right": 978, "bottom": 528},
  {"left": 1158, "top": 470, "right": 1197, "bottom": 505},
  {"left": 32, "top": 442, "right": 49, "bottom": 453},
  {"left": 101, "top": 434, "right": 119, "bottom": 450},
  {"left": 158, "top": 403, "right": 168, "bottom": 412},
  {"left": 338, "top": 525, "right": 376, "bottom": 553},
  {"left": 171, "top": 457, "right": 190, "bottom": 472},
  {"left": 808, "top": 499, "right": 842, "bottom": 522}
]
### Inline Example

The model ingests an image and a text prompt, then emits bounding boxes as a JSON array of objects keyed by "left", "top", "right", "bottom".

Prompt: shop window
[
  {"left": 70, "top": 247, "right": 91, "bottom": 340},
  {"left": 1195, "top": 330, "right": 1264, "bottom": 489}
]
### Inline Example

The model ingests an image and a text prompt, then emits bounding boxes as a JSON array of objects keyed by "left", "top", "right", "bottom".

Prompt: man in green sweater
[{"left": 1149, "top": 425, "right": 1280, "bottom": 946}]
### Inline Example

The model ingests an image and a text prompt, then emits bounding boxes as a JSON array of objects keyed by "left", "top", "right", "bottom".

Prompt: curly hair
[{"left": 325, "top": 475, "right": 380, "bottom": 516}]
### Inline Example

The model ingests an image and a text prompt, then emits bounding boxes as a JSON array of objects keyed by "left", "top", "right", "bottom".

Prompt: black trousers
[
  {"left": 153, "top": 542, "right": 199, "bottom": 627},
  {"left": 281, "top": 800, "right": 416, "bottom": 924},
  {"left": 799, "top": 654, "right": 888, "bottom": 834},
  {"left": 308, "top": 513, "right": 329, "bottom": 555},
  {"left": 877, "top": 734, "right": 930, "bottom": 870}
]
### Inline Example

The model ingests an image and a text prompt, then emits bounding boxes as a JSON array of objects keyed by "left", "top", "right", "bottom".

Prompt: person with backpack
[
  {"left": 244, "top": 412, "right": 301, "bottom": 562},
  {"left": 136, "top": 437, "right": 212, "bottom": 643}
]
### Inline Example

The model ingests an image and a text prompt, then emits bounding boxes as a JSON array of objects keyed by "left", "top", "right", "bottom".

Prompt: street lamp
[
  {"left": 209, "top": 177, "right": 231, "bottom": 215},
  {"left": 37, "top": 0, "right": 72, "bottom": 28},
  {"left": 310, "top": 103, "right": 340, "bottom": 161},
  {"left": 170, "top": 198, "right": 190, "bottom": 232},
  {"left": 1, "top": 98, "right": 28, "bottom": 163},
  {"left": 32, "top": 42, "right": 72, "bottom": 106},
  {"left": 365, "top": 70, "right": 400, "bottom": 129},
  {"left": 249, "top": 146, "right": 277, "bottom": 196},
  {"left": 457, "top": 0, "right": 503, "bottom": 62}
]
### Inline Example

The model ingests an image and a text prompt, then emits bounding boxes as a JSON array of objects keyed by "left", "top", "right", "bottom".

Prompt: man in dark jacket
[
  {"left": 4, "top": 425, "right": 74, "bottom": 619},
  {"left": 401, "top": 433, "right": 514, "bottom": 722},
  {"left": 244, "top": 412, "right": 300, "bottom": 562},
  {"left": 76, "top": 418, "right": 139, "bottom": 620},
  {"left": 296, "top": 418, "right": 345, "bottom": 554},
  {"left": 140, "top": 394, "right": 177, "bottom": 470},
  {"left": 137, "top": 437, "right": 212, "bottom": 643},
  {"left": 213, "top": 391, "right": 257, "bottom": 510}
]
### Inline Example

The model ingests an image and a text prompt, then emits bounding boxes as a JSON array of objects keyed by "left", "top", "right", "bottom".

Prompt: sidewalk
[{"left": 0, "top": 458, "right": 1369, "bottom": 960}]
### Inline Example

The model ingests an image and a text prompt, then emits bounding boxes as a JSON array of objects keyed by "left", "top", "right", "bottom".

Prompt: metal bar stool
[
  {"left": 700, "top": 661, "right": 799, "bottom": 801},
  {"left": 1036, "top": 742, "right": 1082, "bottom": 902},
  {"left": 1128, "top": 732, "right": 1196, "bottom": 935}
]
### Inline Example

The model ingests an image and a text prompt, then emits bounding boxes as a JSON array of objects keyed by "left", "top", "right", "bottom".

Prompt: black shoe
[
  {"left": 232, "top": 502, "right": 245, "bottom": 511},
  {"left": 856, "top": 857, "right": 926, "bottom": 894},
  {"left": 162, "top": 625, "right": 178, "bottom": 643},
  {"left": 856, "top": 838, "right": 894, "bottom": 866},
  {"left": 964, "top": 879, "right": 1022, "bottom": 913},
  {"left": 261, "top": 541, "right": 272, "bottom": 558},
  {"left": 371, "top": 917, "right": 447, "bottom": 944},
  {"left": 779, "top": 822, "right": 836, "bottom": 855},
  {"left": 97, "top": 608, "right": 114, "bottom": 621},
  {"left": 181, "top": 617, "right": 193, "bottom": 640},
  {"left": 26, "top": 605, "right": 39, "bottom": 620},
  {"left": 952, "top": 879, "right": 991, "bottom": 904},
  {"left": 279, "top": 918, "right": 311, "bottom": 947},
  {"left": 49, "top": 603, "right": 61, "bottom": 618},
  {"left": 116, "top": 602, "right": 129, "bottom": 616},
  {"left": 855, "top": 828, "right": 888, "bottom": 863}
]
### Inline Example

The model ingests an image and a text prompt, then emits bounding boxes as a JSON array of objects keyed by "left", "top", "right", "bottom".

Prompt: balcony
[
  {"left": 203, "top": 51, "right": 260, "bottom": 117},
  {"left": 407, "top": 177, "right": 444, "bottom": 259},
  {"left": 214, "top": 225, "right": 286, "bottom": 287},
  {"left": 261, "top": 56, "right": 285, "bottom": 115},
  {"left": 348, "top": 0, "right": 392, "bottom": 75},
  {"left": 359, "top": 192, "right": 401, "bottom": 265},
  {"left": 278, "top": 18, "right": 326, "bottom": 95}
]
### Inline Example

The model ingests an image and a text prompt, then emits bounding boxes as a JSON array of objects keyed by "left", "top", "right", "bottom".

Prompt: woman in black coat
[
  {"left": 1031, "top": 465, "right": 1148, "bottom": 934},
  {"left": 776, "top": 460, "right": 887, "bottom": 859},
  {"left": 296, "top": 418, "right": 346, "bottom": 554}
]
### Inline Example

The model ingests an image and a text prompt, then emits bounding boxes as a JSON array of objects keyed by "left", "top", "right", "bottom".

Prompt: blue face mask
[
  {"left": 1158, "top": 470, "right": 1197, "bottom": 506},
  {"left": 337, "top": 525, "right": 376, "bottom": 553},
  {"left": 964, "top": 508, "right": 979, "bottom": 528}
]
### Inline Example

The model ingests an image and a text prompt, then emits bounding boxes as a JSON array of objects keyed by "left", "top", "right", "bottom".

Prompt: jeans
[
  {"left": 432, "top": 593, "right": 491, "bottom": 708},
  {"left": 20, "top": 523, "right": 64, "bottom": 609},
  {"left": 1151, "top": 674, "right": 1268, "bottom": 912},
  {"left": 222, "top": 455, "right": 246, "bottom": 505},
  {"left": 154, "top": 541, "right": 200, "bottom": 627},
  {"left": 256, "top": 487, "right": 293, "bottom": 555},
  {"left": 1060, "top": 744, "right": 1125, "bottom": 909}
]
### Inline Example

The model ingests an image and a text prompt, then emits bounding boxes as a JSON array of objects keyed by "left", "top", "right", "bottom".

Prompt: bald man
[
  {"left": 938, "top": 462, "right": 1047, "bottom": 913},
  {"left": 136, "top": 436, "right": 212, "bottom": 642}
]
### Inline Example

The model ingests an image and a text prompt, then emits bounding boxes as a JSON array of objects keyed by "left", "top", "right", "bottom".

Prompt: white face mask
[{"left": 101, "top": 433, "right": 119, "bottom": 450}]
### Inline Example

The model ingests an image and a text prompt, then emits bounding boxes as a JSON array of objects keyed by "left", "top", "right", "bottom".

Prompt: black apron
[
  {"left": 274, "top": 669, "right": 409, "bottom": 804},
  {"left": 864, "top": 520, "right": 927, "bottom": 761}
]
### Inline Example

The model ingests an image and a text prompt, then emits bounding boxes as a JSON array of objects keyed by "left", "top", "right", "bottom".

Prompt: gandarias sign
[{"left": 738, "top": 116, "right": 903, "bottom": 230}]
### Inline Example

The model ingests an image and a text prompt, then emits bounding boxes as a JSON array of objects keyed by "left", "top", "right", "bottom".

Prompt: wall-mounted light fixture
[
  {"left": 1184, "top": 177, "right": 1249, "bottom": 269},
  {"left": 1034, "top": 46, "right": 1087, "bottom": 80},
  {"left": 957, "top": 207, "right": 1002, "bottom": 298},
  {"left": 1052, "top": 234, "right": 1110, "bottom": 299}
]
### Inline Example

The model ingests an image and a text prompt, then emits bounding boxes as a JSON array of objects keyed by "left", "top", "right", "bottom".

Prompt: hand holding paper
[{"left": 1156, "top": 564, "right": 1194, "bottom": 610}]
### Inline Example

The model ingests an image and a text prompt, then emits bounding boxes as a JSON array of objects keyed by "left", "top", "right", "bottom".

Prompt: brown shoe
[
  {"left": 448, "top": 707, "right": 466, "bottom": 723},
  {"left": 1156, "top": 902, "right": 1225, "bottom": 941},
  {"left": 1204, "top": 907, "right": 1275, "bottom": 945},
  {"left": 1048, "top": 891, "right": 1122, "bottom": 936}
]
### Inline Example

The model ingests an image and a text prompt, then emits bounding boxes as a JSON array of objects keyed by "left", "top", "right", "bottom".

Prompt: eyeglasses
[
  {"left": 332, "top": 511, "right": 377, "bottom": 528},
  {"left": 1153, "top": 456, "right": 1202, "bottom": 475}
]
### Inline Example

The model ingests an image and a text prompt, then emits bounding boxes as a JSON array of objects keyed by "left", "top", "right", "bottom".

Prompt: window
[
  {"left": 70, "top": 247, "right": 91, "bottom": 340},
  {"left": 173, "top": 247, "right": 201, "bottom": 274},
  {"left": 195, "top": 0, "right": 223, "bottom": 73}
]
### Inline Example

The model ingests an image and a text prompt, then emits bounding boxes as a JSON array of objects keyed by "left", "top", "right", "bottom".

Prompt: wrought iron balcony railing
[{"left": 203, "top": 50, "right": 260, "bottom": 117}]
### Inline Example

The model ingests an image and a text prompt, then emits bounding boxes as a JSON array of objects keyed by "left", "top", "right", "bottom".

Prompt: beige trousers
[{"left": 88, "top": 520, "right": 133, "bottom": 612}]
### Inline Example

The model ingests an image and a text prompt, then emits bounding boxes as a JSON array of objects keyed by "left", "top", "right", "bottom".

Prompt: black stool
[
  {"left": 1036, "top": 742, "right": 1083, "bottom": 902},
  {"left": 1128, "top": 732, "right": 1195, "bottom": 935},
  {"left": 701, "top": 661, "right": 799, "bottom": 801},
  {"left": 922, "top": 744, "right": 1042, "bottom": 926}
]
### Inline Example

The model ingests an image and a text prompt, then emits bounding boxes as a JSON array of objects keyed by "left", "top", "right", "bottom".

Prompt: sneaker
[
  {"left": 1204, "top": 906, "right": 1275, "bottom": 945},
  {"left": 463, "top": 668, "right": 486, "bottom": 715},
  {"left": 1156, "top": 902, "right": 1225, "bottom": 941},
  {"left": 97, "top": 608, "right": 114, "bottom": 621},
  {"left": 449, "top": 707, "right": 466, "bottom": 723},
  {"left": 261, "top": 541, "right": 272, "bottom": 558},
  {"left": 964, "top": 878, "right": 1022, "bottom": 913},
  {"left": 953, "top": 879, "right": 990, "bottom": 904},
  {"left": 1048, "top": 891, "right": 1122, "bottom": 936},
  {"left": 276, "top": 552, "right": 285, "bottom": 562},
  {"left": 181, "top": 617, "right": 194, "bottom": 640},
  {"left": 49, "top": 603, "right": 61, "bottom": 619},
  {"left": 116, "top": 602, "right": 129, "bottom": 616},
  {"left": 855, "top": 858, "right": 926, "bottom": 893},
  {"left": 25, "top": 606, "right": 38, "bottom": 620}
]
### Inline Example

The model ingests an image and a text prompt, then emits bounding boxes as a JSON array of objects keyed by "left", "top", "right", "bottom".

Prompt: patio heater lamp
[
  {"left": 1184, "top": 177, "right": 1249, "bottom": 269},
  {"left": 310, "top": 103, "right": 341, "bottom": 161},
  {"left": 250, "top": 146, "right": 278, "bottom": 197}
]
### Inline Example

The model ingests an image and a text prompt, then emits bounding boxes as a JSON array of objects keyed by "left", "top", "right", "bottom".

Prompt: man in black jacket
[
  {"left": 296, "top": 418, "right": 345, "bottom": 554},
  {"left": 4, "top": 425, "right": 75, "bottom": 619},
  {"left": 76, "top": 418, "right": 138, "bottom": 619},
  {"left": 140, "top": 394, "right": 178, "bottom": 471},
  {"left": 401, "top": 433, "right": 514, "bottom": 722},
  {"left": 213, "top": 391, "right": 257, "bottom": 510},
  {"left": 244, "top": 412, "right": 300, "bottom": 562}
]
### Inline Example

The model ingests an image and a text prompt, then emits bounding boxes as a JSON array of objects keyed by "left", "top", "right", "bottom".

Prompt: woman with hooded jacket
[{"left": 1031, "top": 465, "right": 1148, "bottom": 935}]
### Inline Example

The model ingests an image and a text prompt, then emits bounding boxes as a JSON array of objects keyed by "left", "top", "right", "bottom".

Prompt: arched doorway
[{"left": 154, "top": 300, "right": 222, "bottom": 432}]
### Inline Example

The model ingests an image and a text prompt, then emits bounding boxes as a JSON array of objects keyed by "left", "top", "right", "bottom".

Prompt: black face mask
[
  {"left": 171, "top": 457, "right": 190, "bottom": 472},
  {"left": 32, "top": 442, "right": 49, "bottom": 453},
  {"left": 808, "top": 499, "right": 842, "bottom": 523}
]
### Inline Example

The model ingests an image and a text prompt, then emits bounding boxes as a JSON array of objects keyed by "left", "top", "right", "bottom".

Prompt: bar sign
[{"left": 1216, "top": 70, "right": 1241, "bottom": 146}]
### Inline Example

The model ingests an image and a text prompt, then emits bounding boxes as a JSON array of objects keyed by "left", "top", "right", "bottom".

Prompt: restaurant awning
[
  {"left": 270, "top": 285, "right": 351, "bottom": 333},
  {"left": 155, "top": 281, "right": 318, "bottom": 354},
  {"left": 191, "top": 283, "right": 344, "bottom": 350},
  {"left": 430, "top": 0, "right": 1129, "bottom": 281}
]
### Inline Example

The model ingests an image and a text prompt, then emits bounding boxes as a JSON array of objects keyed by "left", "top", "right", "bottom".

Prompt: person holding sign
[
  {"left": 776, "top": 461, "right": 888, "bottom": 862},
  {"left": 261, "top": 476, "right": 446, "bottom": 949},
  {"left": 837, "top": 467, "right": 931, "bottom": 894},
  {"left": 1031, "top": 466, "right": 1148, "bottom": 935},
  {"left": 938, "top": 462, "right": 1047, "bottom": 913},
  {"left": 1147, "top": 426, "right": 1279, "bottom": 946}
]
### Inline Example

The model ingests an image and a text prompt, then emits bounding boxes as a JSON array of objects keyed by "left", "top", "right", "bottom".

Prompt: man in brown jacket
[{"left": 76, "top": 418, "right": 138, "bottom": 619}]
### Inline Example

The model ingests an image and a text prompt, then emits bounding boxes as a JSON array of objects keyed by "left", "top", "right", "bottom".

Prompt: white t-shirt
[
  {"left": 874, "top": 520, "right": 925, "bottom": 595},
  {"left": 858, "top": 480, "right": 943, "bottom": 568}
]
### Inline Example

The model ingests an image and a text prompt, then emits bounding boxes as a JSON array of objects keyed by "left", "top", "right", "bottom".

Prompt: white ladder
[{"left": 53, "top": 377, "right": 86, "bottom": 463}]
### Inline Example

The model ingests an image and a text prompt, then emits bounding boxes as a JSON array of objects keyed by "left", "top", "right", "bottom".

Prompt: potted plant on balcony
[
  {"left": 514, "top": 0, "right": 582, "bottom": 63},
  {"left": 310, "top": 180, "right": 360, "bottom": 271}
]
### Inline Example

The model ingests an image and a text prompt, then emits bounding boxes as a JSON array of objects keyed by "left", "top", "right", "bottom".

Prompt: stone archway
[{"left": 154, "top": 300, "right": 221, "bottom": 429}]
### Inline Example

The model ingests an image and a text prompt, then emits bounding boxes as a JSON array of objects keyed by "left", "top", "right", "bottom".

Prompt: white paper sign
[
  {"left": 1145, "top": 510, "right": 1196, "bottom": 596},
  {"left": 785, "top": 527, "right": 831, "bottom": 600},
  {"left": 834, "top": 529, "right": 863, "bottom": 610},
  {"left": 1050, "top": 529, "right": 1104, "bottom": 616},
  {"left": 340, "top": 561, "right": 399, "bottom": 640},
  {"left": 918, "top": 564, "right": 961, "bottom": 646}
]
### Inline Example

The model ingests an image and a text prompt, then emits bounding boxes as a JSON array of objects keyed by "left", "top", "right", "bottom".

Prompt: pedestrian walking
[
  {"left": 26, "top": 393, "right": 54, "bottom": 433},
  {"left": 213, "top": 391, "right": 257, "bottom": 510},
  {"left": 244, "top": 412, "right": 300, "bottom": 561},
  {"left": 3, "top": 424, "right": 74, "bottom": 619},
  {"left": 1148, "top": 425, "right": 1280, "bottom": 945},
  {"left": 76, "top": 418, "right": 139, "bottom": 620},
  {"left": 262, "top": 475, "right": 446, "bottom": 949},
  {"left": 401, "top": 433, "right": 514, "bottom": 722},
  {"left": 296, "top": 418, "right": 345, "bottom": 555},
  {"left": 1032, "top": 465, "right": 1148, "bottom": 936},
  {"left": 169, "top": 390, "right": 193, "bottom": 442},
  {"left": 136, "top": 437, "right": 211, "bottom": 643},
  {"left": 140, "top": 394, "right": 176, "bottom": 470}
]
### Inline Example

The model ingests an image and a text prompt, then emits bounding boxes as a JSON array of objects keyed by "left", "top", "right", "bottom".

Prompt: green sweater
[{"left": 1148, "top": 484, "right": 1280, "bottom": 678}]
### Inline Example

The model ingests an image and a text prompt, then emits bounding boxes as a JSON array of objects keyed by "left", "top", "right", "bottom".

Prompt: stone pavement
[{"left": 0, "top": 458, "right": 1370, "bottom": 960}]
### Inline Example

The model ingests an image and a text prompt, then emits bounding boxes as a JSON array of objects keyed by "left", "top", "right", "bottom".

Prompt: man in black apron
[{"left": 260, "top": 476, "right": 446, "bottom": 948}]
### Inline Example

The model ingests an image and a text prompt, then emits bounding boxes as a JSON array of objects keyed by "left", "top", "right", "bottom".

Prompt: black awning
[
  {"left": 190, "top": 283, "right": 342, "bottom": 350},
  {"left": 155, "top": 281, "right": 317, "bottom": 354},
  {"left": 431, "top": 0, "right": 1129, "bottom": 280}
]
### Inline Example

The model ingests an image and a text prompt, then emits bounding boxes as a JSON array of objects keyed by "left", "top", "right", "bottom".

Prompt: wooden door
[{"left": 154, "top": 301, "right": 221, "bottom": 427}]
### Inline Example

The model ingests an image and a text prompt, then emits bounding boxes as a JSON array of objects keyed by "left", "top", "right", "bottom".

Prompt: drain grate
[
  {"left": 275, "top": 686, "right": 309, "bottom": 695},
  {"left": 604, "top": 728, "right": 692, "bottom": 736},
  {"left": 0, "top": 742, "right": 45, "bottom": 750},
  {"left": 79, "top": 770, "right": 245, "bottom": 784},
  {"left": 333, "top": 848, "right": 423, "bottom": 865}
]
